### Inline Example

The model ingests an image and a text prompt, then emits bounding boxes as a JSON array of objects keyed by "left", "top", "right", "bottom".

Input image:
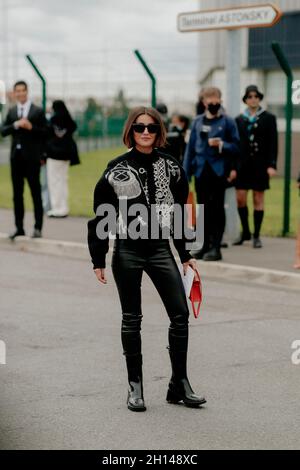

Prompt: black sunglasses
[{"left": 132, "top": 123, "right": 160, "bottom": 134}]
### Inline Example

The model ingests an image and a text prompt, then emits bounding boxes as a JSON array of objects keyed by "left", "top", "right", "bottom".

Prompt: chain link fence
[{"left": 0, "top": 45, "right": 199, "bottom": 160}]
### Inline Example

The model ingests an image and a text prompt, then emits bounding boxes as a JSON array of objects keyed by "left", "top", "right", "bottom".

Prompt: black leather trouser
[{"left": 111, "top": 239, "right": 190, "bottom": 366}]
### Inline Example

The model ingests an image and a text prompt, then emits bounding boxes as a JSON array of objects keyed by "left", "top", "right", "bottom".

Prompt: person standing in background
[
  {"left": 1, "top": 81, "right": 47, "bottom": 239},
  {"left": 45, "top": 100, "right": 80, "bottom": 218},
  {"left": 234, "top": 85, "right": 278, "bottom": 248},
  {"left": 183, "top": 87, "right": 239, "bottom": 261},
  {"left": 166, "top": 114, "right": 190, "bottom": 164},
  {"left": 155, "top": 102, "right": 169, "bottom": 130}
]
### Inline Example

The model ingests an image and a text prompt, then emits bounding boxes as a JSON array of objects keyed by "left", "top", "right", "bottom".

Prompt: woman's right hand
[
  {"left": 182, "top": 258, "right": 198, "bottom": 275},
  {"left": 94, "top": 268, "right": 107, "bottom": 284}
]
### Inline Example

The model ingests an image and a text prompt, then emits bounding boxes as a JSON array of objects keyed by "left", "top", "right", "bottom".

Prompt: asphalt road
[{"left": 1, "top": 247, "right": 300, "bottom": 450}]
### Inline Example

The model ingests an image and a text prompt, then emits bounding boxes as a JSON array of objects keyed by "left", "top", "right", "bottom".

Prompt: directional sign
[{"left": 178, "top": 3, "right": 282, "bottom": 33}]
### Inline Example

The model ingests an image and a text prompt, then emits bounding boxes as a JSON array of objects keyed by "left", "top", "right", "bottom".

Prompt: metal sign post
[
  {"left": 177, "top": 3, "right": 282, "bottom": 240},
  {"left": 224, "top": 29, "right": 242, "bottom": 241},
  {"left": 271, "top": 42, "right": 293, "bottom": 236},
  {"left": 178, "top": 3, "right": 282, "bottom": 112}
]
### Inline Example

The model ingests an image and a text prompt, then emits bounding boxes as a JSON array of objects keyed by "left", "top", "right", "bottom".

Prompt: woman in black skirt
[
  {"left": 87, "top": 107, "right": 206, "bottom": 412},
  {"left": 234, "top": 85, "right": 278, "bottom": 248}
]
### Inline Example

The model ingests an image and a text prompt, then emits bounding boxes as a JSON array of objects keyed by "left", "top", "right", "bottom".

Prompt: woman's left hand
[{"left": 182, "top": 258, "right": 197, "bottom": 275}]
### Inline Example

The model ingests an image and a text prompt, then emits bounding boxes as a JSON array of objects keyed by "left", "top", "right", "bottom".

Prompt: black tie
[{"left": 19, "top": 107, "right": 24, "bottom": 118}]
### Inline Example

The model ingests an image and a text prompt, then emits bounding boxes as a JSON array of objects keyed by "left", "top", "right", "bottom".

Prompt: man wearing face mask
[{"left": 183, "top": 87, "right": 240, "bottom": 261}]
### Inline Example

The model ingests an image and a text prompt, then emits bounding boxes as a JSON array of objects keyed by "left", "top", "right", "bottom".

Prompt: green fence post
[
  {"left": 271, "top": 42, "right": 293, "bottom": 236},
  {"left": 134, "top": 49, "right": 156, "bottom": 108},
  {"left": 26, "top": 54, "right": 47, "bottom": 112},
  {"left": 25, "top": 54, "right": 50, "bottom": 212}
]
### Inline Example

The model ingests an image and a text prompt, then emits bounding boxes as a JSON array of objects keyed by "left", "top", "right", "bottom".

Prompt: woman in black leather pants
[{"left": 87, "top": 107, "right": 206, "bottom": 412}]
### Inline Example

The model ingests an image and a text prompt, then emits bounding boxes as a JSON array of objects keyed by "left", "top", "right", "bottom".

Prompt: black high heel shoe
[{"left": 232, "top": 232, "right": 251, "bottom": 246}]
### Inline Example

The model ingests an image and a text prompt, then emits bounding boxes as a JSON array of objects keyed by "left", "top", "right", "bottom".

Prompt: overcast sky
[
  {"left": 8, "top": 0, "right": 198, "bottom": 53},
  {"left": 2, "top": 0, "right": 201, "bottom": 105}
]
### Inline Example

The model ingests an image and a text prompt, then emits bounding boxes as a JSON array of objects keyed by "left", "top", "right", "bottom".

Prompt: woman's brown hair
[{"left": 122, "top": 106, "right": 167, "bottom": 149}]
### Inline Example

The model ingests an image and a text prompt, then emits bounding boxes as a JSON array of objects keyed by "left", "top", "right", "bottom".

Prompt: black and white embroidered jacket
[{"left": 87, "top": 146, "right": 193, "bottom": 269}]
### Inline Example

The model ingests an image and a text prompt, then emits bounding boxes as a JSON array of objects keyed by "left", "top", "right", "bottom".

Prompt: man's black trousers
[
  {"left": 10, "top": 150, "right": 43, "bottom": 231},
  {"left": 195, "top": 162, "right": 226, "bottom": 250}
]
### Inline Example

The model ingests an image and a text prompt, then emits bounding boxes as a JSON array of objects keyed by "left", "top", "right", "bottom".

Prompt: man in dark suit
[{"left": 1, "top": 80, "right": 47, "bottom": 239}]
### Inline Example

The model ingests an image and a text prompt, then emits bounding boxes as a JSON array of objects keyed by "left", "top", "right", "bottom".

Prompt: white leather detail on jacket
[
  {"left": 117, "top": 210, "right": 128, "bottom": 235},
  {"left": 153, "top": 159, "right": 175, "bottom": 230},
  {"left": 106, "top": 156, "right": 182, "bottom": 232},
  {"left": 107, "top": 162, "right": 142, "bottom": 199},
  {"left": 166, "top": 159, "right": 181, "bottom": 182}
]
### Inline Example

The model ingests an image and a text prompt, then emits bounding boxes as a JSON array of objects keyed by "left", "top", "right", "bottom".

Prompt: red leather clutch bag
[{"left": 189, "top": 269, "right": 203, "bottom": 319}]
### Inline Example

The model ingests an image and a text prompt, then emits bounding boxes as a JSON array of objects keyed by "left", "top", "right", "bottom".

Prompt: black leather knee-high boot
[
  {"left": 166, "top": 320, "right": 206, "bottom": 407},
  {"left": 125, "top": 353, "right": 146, "bottom": 412},
  {"left": 121, "top": 312, "right": 146, "bottom": 412},
  {"left": 166, "top": 349, "right": 206, "bottom": 407}
]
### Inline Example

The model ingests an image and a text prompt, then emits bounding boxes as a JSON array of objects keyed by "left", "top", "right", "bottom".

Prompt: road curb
[
  {"left": 0, "top": 232, "right": 88, "bottom": 260},
  {"left": 1, "top": 232, "right": 300, "bottom": 290},
  {"left": 197, "top": 260, "right": 300, "bottom": 290}
]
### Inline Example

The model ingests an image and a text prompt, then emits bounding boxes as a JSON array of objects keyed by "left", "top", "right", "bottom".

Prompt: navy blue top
[{"left": 183, "top": 113, "right": 240, "bottom": 181}]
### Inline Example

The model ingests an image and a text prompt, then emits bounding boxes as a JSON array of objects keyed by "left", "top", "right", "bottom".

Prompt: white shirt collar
[{"left": 17, "top": 100, "right": 32, "bottom": 118}]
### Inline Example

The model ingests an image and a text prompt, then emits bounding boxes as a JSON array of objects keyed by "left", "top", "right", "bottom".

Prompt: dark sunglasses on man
[{"left": 132, "top": 123, "right": 160, "bottom": 134}]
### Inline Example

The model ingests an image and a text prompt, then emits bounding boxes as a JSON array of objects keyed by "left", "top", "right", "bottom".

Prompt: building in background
[{"left": 197, "top": 0, "right": 300, "bottom": 176}]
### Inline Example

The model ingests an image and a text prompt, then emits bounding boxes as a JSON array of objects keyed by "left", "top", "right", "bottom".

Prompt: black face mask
[{"left": 207, "top": 103, "right": 221, "bottom": 115}]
